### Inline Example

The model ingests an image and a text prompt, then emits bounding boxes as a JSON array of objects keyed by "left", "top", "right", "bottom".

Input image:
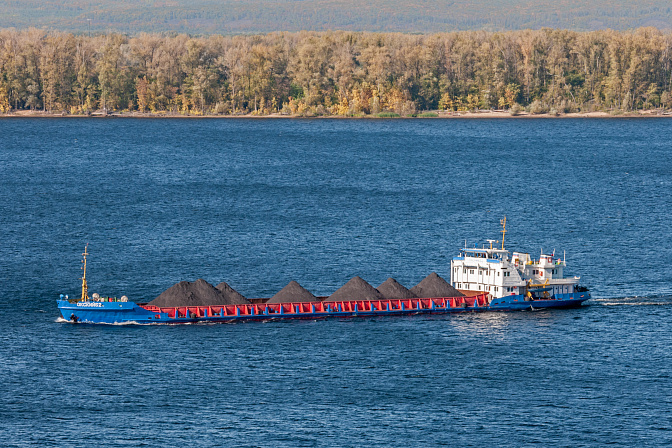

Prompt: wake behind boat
[{"left": 57, "top": 220, "right": 590, "bottom": 324}]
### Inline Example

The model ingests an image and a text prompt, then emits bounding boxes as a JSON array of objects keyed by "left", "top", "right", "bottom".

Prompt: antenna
[
  {"left": 80, "top": 244, "right": 90, "bottom": 302},
  {"left": 500, "top": 217, "right": 507, "bottom": 250},
  {"left": 486, "top": 239, "right": 496, "bottom": 249}
]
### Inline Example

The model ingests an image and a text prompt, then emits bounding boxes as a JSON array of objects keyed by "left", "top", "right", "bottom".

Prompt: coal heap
[
  {"left": 215, "top": 282, "right": 250, "bottom": 304},
  {"left": 267, "top": 281, "right": 317, "bottom": 303},
  {"left": 328, "top": 276, "right": 385, "bottom": 301},
  {"left": 377, "top": 278, "right": 417, "bottom": 300},
  {"left": 149, "top": 279, "right": 249, "bottom": 307},
  {"left": 410, "top": 272, "right": 464, "bottom": 298}
]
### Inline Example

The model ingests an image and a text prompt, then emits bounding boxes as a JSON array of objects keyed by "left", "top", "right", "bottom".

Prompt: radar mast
[
  {"left": 500, "top": 217, "right": 507, "bottom": 250},
  {"left": 80, "top": 244, "right": 90, "bottom": 302}
]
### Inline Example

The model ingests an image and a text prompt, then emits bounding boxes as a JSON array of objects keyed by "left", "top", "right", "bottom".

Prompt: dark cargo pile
[
  {"left": 328, "top": 276, "right": 385, "bottom": 301},
  {"left": 148, "top": 279, "right": 250, "bottom": 307},
  {"left": 215, "top": 282, "right": 250, "bottom": 304},
  {"left": 377, "top": 278, "right": 417, "bottom": 300},
  {"left": 149, "top": 272, "right": 462, "bottom": 307},
  {"left": 410, "top": 272, "right": 464, "bottom": 298},
  {"left": 267, "top": 281, "right": 317, "bottom": 303}
]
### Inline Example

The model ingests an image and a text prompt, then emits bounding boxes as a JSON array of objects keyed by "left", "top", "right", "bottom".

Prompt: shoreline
[{"left": 2, "top": 110, "right": 671, "bottom": 119}]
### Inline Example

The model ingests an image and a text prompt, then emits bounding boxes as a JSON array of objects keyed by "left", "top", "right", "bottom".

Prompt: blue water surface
[{"left": 0, "top": 117, "right": 671, "bottom": 447}]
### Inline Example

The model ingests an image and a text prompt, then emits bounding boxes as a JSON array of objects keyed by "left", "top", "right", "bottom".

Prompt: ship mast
[
  {"left": 500, "top": 217, "right": 507, "bottom": 250},
  {"left": 80, "top": 244, "right": 90, "bottom": 302}
]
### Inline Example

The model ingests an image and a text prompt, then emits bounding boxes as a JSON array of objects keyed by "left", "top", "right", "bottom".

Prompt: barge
[{"left": 57, "top": 221, "right": 590, "bottom": 324}]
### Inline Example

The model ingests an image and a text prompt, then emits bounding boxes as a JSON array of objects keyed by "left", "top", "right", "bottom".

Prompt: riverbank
[{"left": 2, "top": 109, "right": 672, "bottom": 118}]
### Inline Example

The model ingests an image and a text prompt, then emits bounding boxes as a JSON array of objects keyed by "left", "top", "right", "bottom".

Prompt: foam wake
[{"left": 592, "top": 295, "right": 672, "bottom": 307}]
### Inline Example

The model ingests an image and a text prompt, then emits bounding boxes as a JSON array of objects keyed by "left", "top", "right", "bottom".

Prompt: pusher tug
[
  {"left": 57, "top": 221, "right": 589, "bottom": 324},
  {"left": 450, "top": 218, "right": 589, "bottom": 309}
]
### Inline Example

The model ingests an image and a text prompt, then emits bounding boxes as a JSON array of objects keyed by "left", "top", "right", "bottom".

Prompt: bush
[
  {"left": 509, "top": 103, "right": 523, "bottom": 116},
  {"left": 560, "top": 100, "right": 579, "bottom": 113},
  {"left": 400, "top": 100, "right": 417, "bottom": 117},
  {"left": 529, "top": 99, "right": 548, "bottom": 114},
  {"left": 377, "top": 112, "right": 400, "bottom": 118},
  {"left": 417, "top": 112, "right": 438, "bottom": 117},
  {"left": 214, "top": 102, "right": 230, "bottom": 115}
]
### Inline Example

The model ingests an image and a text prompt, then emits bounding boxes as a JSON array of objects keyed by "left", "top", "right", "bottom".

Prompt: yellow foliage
[
  {"left": 136, "top": 76, "right": 150, "bottom": 112},
  {"left": 296, "top": 100, "right": 308, "bottom": 115},
  {"left": 286, "top": 97, "right": 309, "bottom": 115},
  {"left": 466, "top": 94, "right": 479, "bottom": 111},
  {"left": 350, "top": 89, "right": 363, "bottom": 114},
  {"left": 352, "top": 82, "right": 374, "bottom": 114},
  {"left": 288, "top": 97, "right": 298, "bottom": 115},
  {"left": 504, "top": 84, "right": 520, "bottom": 108},
  {"left": 0, "top": 86, "right": 11, "bottom": 113},
  {"left": 438, "top": 92, "right": 454, "bottom": 110},
  {"left": 383, "top": 87, "right": 404, "bottom": 114},
  {"left": 180, "top": 93, "right": 190, "bottom": 113},
  {"left": 85, "top": 95, "right": 95, "bottom": 112},
  {"left": 333, "top": 96, "right": 349, "bottom": 115}
]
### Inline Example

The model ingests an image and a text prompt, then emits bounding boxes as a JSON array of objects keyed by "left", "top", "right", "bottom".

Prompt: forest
[{"left": 1, "top": 27, "right": 671, "bottom": 116}]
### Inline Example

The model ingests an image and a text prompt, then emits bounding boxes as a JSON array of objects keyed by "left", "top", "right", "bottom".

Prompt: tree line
[{"left": 1, "top": 27, "right": 671, "bottom": 116}]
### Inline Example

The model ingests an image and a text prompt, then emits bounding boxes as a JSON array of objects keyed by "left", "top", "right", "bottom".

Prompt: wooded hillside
[
  {"left": 1, "top": 28, "right": 671, "bottom": 116},
  {"left": 1, "top": 0, "right": 671, "bottom": 34}
]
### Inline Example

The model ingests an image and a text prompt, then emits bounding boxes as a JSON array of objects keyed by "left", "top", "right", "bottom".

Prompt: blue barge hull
[{"left": 57, "top": 292, "right": 589, "bottom": 324}]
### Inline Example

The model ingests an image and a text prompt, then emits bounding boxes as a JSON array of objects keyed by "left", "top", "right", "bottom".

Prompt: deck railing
[{"left": 141, "top": 294, "right": 489, "bottom": 320}]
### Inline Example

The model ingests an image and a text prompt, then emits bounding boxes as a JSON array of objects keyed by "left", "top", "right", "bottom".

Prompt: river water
[{"left": 0, "top": 117, "right": 671, "bottom": 446}]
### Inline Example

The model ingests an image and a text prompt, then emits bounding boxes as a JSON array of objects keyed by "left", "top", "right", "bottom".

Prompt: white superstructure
[{"left": 450, "top": 220, "right": 580, "bottom": 299}]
